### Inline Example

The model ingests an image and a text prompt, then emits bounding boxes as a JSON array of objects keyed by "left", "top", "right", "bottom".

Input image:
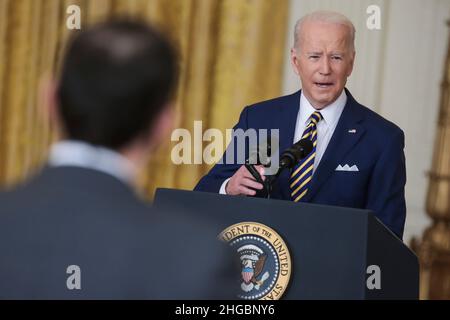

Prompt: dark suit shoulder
[{"left": 0, "top": 167, "right": 234, "bottom": 299}]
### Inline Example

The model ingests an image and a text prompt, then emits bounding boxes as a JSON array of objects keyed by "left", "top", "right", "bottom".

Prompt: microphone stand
[
  {"left": 245, "top": 162, "right": 284, "bottom": 199},
  {"left": 245, "top": 138, "right": 312, "bottom": 199},
  {"left": 264, "top": 165, "right": 285, "bottom": 199},
  {"left": 265, "top": 174, "right": 275, "bottom": 199}
]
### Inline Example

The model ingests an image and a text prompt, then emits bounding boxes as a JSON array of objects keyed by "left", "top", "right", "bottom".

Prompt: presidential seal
[{"left": 219, "top": 222, "right": 292, "bottom": 300}]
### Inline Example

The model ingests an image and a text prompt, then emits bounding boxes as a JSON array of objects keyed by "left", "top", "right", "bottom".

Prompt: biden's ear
[
  {"left": 290, "top": 47, "right": 301, "bottom": 76},
  {"left": 347, "top": 51, "right": 356, "bottom": 77}
]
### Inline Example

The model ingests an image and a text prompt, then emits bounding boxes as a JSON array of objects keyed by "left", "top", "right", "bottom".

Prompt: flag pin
[{"left": 348, "top": 129, "right": 357, "bottom": 133}]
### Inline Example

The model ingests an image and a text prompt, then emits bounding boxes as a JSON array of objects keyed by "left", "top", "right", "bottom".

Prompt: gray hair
[{"left": 294, "top": 10, "right": 356, "bottom": 51}]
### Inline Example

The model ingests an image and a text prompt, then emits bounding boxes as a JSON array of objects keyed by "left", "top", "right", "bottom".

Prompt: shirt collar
[
  {"left": 299, "top": 89, "right": 347, "bottom": 126},
  {"left": 48, "top": 140, "right": 137, "bottom": 186}
]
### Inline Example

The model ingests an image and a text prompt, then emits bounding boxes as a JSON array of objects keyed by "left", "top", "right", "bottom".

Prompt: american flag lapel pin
[{"left": 348, "top": 129, "right": 357, "bottom": 133}]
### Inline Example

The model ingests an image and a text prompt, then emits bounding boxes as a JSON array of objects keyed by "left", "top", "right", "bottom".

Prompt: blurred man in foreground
[{"left": 0, "top": 20, "right": 233, "bottom": 299}]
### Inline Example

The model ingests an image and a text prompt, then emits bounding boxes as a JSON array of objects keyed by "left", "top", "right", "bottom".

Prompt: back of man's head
[{"left": 57, "top": 20, "right": 178, "bottom": 150}]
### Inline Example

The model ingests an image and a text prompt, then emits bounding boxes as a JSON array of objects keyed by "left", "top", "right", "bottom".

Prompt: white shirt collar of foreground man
[{"left": 48, "top": 140, "right": 137, "bottom": 185}]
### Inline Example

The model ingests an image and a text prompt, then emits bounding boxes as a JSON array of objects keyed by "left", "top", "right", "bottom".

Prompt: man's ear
[
  {"left": 347, "top": 51, "right": 356, "bottom": 77},
  {"left": 148, "top": 103, "right": 175, "bottom": 150},
  {"left": 38, "top": 75, "right": 64, "bottom": 136},
  {"left": 290, "top": 47, "right": 301, "bottom": 76}
]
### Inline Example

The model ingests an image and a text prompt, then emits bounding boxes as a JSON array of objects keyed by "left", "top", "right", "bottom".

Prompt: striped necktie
[{"left": 290, "top": 111, "right": 323, "bottom": 202}]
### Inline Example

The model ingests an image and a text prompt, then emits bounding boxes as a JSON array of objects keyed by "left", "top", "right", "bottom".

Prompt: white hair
[{"left": 294, "top": 10, "right": 356, "bottom": 51}]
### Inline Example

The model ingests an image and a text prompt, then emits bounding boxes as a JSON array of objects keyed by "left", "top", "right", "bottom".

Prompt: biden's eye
[
  {"left": 308, "top": 55, "right": 320, "bottom": 60},
  {"left": 331, "top": 56, "right": 342, "bottom": 60}
]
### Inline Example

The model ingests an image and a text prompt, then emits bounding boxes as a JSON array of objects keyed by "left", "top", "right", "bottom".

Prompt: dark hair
[{"left": 57, "top": 19, "right": 178, "bottom": 149}]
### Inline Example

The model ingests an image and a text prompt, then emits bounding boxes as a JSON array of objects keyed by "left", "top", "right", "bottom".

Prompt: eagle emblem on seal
[{"left": 238, "top": 244, "right": 270, "bottom": 292}]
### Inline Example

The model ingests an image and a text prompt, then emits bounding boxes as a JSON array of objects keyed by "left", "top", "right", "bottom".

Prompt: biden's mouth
[{"left": 314, "top": 82, "right": 334, "bottom": 88}]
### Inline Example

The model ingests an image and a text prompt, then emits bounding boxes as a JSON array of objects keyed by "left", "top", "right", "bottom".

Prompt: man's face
[{"left": 291, "top": 21, "right": 355, "bottom": 109}]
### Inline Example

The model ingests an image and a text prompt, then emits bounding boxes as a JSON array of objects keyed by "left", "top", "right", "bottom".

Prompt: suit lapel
[
  {"left": 278, "top": 90, "right": 301, "bottom": 152},
  {"left": 302, "top": 89, "right": 366, "bottom": 202}
]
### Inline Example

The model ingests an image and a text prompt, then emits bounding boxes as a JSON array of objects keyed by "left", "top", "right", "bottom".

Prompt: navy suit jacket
[{"left": 195, "top": 89, "right": 406, "bottom": 239}]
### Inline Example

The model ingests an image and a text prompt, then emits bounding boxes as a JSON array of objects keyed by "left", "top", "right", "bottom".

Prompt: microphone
[
  {"left": 279, "top": 139, "right": 313, "bottom": 169},
  {"left": 248, "top": 138, "right": 312, "bottom": 199},
  {"left": 244, "top": 133, "right": 280, "bottom": 197}
]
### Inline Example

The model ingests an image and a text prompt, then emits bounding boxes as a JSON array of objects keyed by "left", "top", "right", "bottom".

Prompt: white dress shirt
[
  {"left": 219, "top": 90, "right": 347, "bottom": 194},
  {"left": 294, "top": 90, "right": 347, "bottom": 174},
  {"left": 48, "top": 140, "right": 137, "bottom": 186}
]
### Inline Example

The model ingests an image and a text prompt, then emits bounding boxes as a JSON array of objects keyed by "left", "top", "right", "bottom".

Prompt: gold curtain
[{"left": 0, "top": 0, "right": 288, "bottom": 198}]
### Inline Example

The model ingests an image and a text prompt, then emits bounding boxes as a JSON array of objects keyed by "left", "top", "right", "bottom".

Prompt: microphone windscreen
[{"left": 294, "top": 139, "right": 313, "bottom": 157}]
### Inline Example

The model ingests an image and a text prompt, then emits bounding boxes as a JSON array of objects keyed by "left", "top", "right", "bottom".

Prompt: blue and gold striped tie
[{"left": 290, "top": 111, "right": 323, "bottom": 202}]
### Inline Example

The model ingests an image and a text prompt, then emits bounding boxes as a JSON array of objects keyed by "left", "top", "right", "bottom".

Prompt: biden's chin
[
  {"left": 312, "top": 89, "right": 343, "bottom": 108},
  {"left": 309, "top": 94, "right": 333, "bottom": 109}
]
